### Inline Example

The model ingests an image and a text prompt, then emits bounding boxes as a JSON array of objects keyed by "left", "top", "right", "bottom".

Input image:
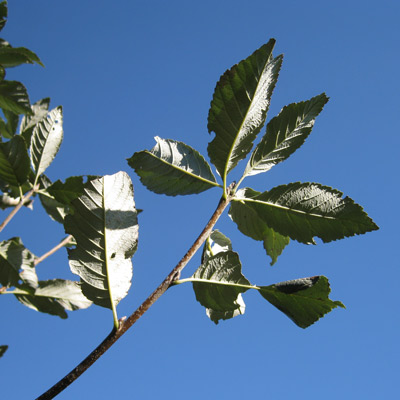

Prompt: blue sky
[{"left": 2, "top": 1, "right": 399, "bottom": 399}]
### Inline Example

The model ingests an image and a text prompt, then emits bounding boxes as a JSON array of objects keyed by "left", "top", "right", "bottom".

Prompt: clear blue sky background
[{"left": 2, "top": 1, "right": 399, "bottom": 399}]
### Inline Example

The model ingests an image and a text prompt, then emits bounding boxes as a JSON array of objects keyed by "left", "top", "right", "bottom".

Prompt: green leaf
[
  {"left": 20, "top": 97, "right": 50, "bottom": 144},
  {"left": 259, "top": 276, "right": 345, "bottom": 328},
  {"left": 201, "top": 230, "right": 233, "bottom": 264},
  {"left": 30, "top": 106, "right": 63, "bottom": 183},
  {"left": 0, "top": 345, "right": 8, "bottom": 359},
  {"left": 64, "top": 172, "right": 138, "bottom": 321},
  {"left": 0, "top": 1, "right": 7, "bottom": 32},
  {"left": 0, "top": 237, "right": 37, "bottom": 289},
  {"left": 128, "top": 136, "right": 219, "bottom": 196},
  {"left": 0, "top": 109, "right": 19, "bottom": 139},
  {"left": 0, "top": 80, "right": 31, "bottom": 115},
  {"left": 0, "top": 46, "right": 43, "bottom": 68},
  {"left": 191, "top": 250, "right": 251, "bottom": 324},
  {"left": 229, "top": 188, "right": 289, "bottom": 265},
  {"left": 45, "top": 176, "right": 86, "bottom": 205},
  {"left": 207, "top": 39, "right": 283, "bottom": 181},
  {"left": 232, "top": 183, "right": 379, "bottom": 244},
  {"left": 243, "top": 93, "right": 329, "bottom": 178},
  {"left": 14, "top": 280, "right": 92, "bottom": 319},
  {"left": 0, "top": 135, "right": 30, "bottom": 189}
]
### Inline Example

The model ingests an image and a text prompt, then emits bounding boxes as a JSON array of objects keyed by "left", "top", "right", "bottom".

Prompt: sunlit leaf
[
  {"left": 243, "top": 93, "right": 329, "bottom": 178},
  {"left": 30, "top": 106, "right": 63, "bottom": 183},
  {"left": 128, "top": 136, "right": 218, "bottom": 196},
  {"left": 229, "top": 188, "right": 289, "bottom": 265},
  {"left": 207, "top": 39, "right": 282, "bottom": 179},
  {"left": 0, "top": 135, "right": 30, "bottom": 189},
  {"left": 15, "top": 280, "right": 92, "bottom": 319},
  {"left": 259, "top": 276, "right": 345, "bottom": 328},
  {"left": 0, "top": 80, "right": 31, "bottom": 115},
  {"left": 232, "top": 183, "right": 379, "bottom": 244},
  {"left": 191, "top": 250, "right": 250, "bottom": 324},
  {"left": 0, "top": 237, "right": 37, "bottom": 289},
  {"left": 20, "top": 97, "right": 50, "bottom": 144},
  {"left": 201, "top": 230, "right": 233, "bottom": 264},
  {"left": 64, "top": 171, "right": 138, "bottom": 312}
]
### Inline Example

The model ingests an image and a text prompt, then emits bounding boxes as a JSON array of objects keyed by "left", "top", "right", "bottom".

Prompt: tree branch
[
  {"left": 36, "top": 191, "right": 233, "bottom": 400},
  {"left": 34, "top": 235, "right": 74, "bottom": 266}
]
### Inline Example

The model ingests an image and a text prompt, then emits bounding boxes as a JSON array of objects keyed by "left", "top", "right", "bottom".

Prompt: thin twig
[
  {"left": 0, "top": 187, "right": 36, "bottom": 233},
  {"left": 36, "top": 190, "right": 233, "bottom": 400},
  {"left": 34, "top": 235, "right": 74, "bottom": 266}
]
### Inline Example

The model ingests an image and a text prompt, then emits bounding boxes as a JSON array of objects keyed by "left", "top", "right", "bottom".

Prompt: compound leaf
[
  {"left": 64, "top": 172, "right": 138, "bottom": 320},
  {"left": 30, "top": 106, "right": 63, "bottom": 183},
  {"left": 207, "top": 39, "right": 282, "bottom": 180},
  {"left": 128, "top": 136, "right": 218, "bottom": 196},
  {"left": 259, "top": 276, "right": 345, "bottom": 328},
  {"left": 243, "top": 93, "right": 329, "bottom": 178},
  {"left": 232, "top": 183, "right": 378, "bottom": 244}
]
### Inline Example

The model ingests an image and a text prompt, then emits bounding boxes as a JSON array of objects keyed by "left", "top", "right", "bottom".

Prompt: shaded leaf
[
  {"left": 128, "top": 136, "right": 218, "bottom": 196},
  {"left": 0, "top": 237, "right": 37, "bottom": 289},
  {"left": 0, "top": 345, "right": 8, "bottom": 358},
  {"left": 20, "top": 97, "right": 50, "bottom": 144},
  {"left": 229, "top": 188, "right": 289, "bottom": 265},
  {"left": 30, "top": 106, "right": 63, "bottom": 183},
  {"left": 15, "top": 280, "right": 92, "bottom": 319},
  {"left": 64, "top": 171, "right": 138, "bottom": 310},
  {"left": 0, "top": 109, "right": 19, "bottom": 138},
  {"left": 259, "top": 276, "right": 345, "bottom": 328},
  {"left": 0, "top": 1, "right": 7, "bottom": 32},
  {"left": 207, "top": 39, "right": 283, "bottom": 179},
  {"left": 0, "top": 80, "right": 31, "bottom": 114},
  {"left": 243, "top": 93, "right": 329, "bottom": 177},
  {"left": 0, "top": 135, "right": 30, "bottom": 189},
  {"left": 0, "top": 46, "right": 43, "bottom": 68},
  {"left": 45, "top": 176, "right": 86, "bottom": 205},
  {"left": 232, "top": 183, "right": 379, "bottom": 244},
  {"left": 191, "top": 250, "right": 251, "bottom": 324}
]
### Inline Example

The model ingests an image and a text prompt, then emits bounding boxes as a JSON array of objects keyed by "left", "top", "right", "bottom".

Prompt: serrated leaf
[
  {"left": 0, "top": 345, "right": 8, "bottom": 358},
  {"left": 128, "top": 136, "right": 218, "bottom": 196},
  {"left": 64, "top": 171, "right": 138, "bottom": 313},
  {"left": 0, "top": 109, "right": 19, "bottom": 138},
  {"left": 46, "top": 176, "right": 86, "bottom": 205},
  {"left": 20, "top": 97, "right": 50, "bottom": 144},
  {"left": 0, "top": 46, "right": 43, "bottom": 68},
  {"left": 233, "top": 183, "right": 379, "bottom": 244},
  {"left": 0, "top": 1, "right": 7, "bottom": 32},
  {"left": 229, "top": 188, "right": 289, "bottom": 265},
  {"left": 0, "top": 237, "right": 37, "bottom": 289},
  {"left": 30, "top": 106, "right": 63, "bottom": 183},
  {"left": 243, "top": 93, "right": 329, "bottom": 178},
  {"left": 0, "top": 135, "right": 30, "bottom": 189},
  {"left": 191, "top": 250, "right": 251, "bottom": 324},
  {"left": 15, "top": 280, "right": 92, "bottom": 319},
  {"left": 201, "top": 230, "right": 233, "bottom": 264},
  {"left": 207, "top": 39, "right": 283, "bottom": 180},
  {"left": 0, "top": 80, "right": 31, "bottom": 114},
  {"left": 259, "top": 276, "right": 345, "bottom": 328}
]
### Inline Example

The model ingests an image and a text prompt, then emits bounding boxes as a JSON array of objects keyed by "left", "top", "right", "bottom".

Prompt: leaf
[
  {"left": 20, "top": 97, "right": 50, "bottom": 144},
  {"left": 0, "top": 46, "right": 43, "bottom": 68},
  {"left": 0, "top": 237, "right": 37, "bottom": 289},
  {"left": 232, "top": 183, "right": 379, "bottom": 244},
  {"left": 0, "top": 109, "right": 19, "bottom": 138},
  {"left": 201, "top": 230, "right": 233, "bottom": 264},
  {"left": 128, "top": 136, "right": 218, "bottom": 196},
  {"left": 0, "top": 135, "right": 30, "bottom": 189},
  {"left": 64, "top": 171, "right": 138, "bottom": 313},
  {"left": 259, "top": 276, "right": 345, "bottom": 328},
  {"left": 0, "top": 345, "right": 8, "bottom": 359},
  {"left": 229, "top": 188, "right": 289, "bottom": 265},
  {"left": 30, "top": 106, "right": 63, "bottom": 183},
  {"left": 45, "top": 176, "right": 86, "bottom": 205},
  {"left": 191, "top": 250, "right": 251, "bottom": 324},
  {"left": 0, "top": 80, "right": 31, "bottom": 114},
  {"left": 207, "top": 39, "right": 283, "bottom": 179},
  {"left": 0, "top": 1, "right": 7, "bottom": 32},
  {"left": 243, "top": 93, "right": 329, "bottom": 178},
  {"left": 15, "top": 280, "right": 92, "bottom": 319}
]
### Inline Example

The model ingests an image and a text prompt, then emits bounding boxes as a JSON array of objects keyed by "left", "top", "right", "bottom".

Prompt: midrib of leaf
[
  {"left": 102, "top": 179, "right": 119, "bottom": 329},
  {"left": 144, "top": 150, "right": 221, "bottom": 187},
  {"left": 175, "top": 277, "right": 258, "bottom": 291}
]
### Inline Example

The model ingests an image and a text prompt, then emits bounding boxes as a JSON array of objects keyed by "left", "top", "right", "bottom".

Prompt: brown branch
[
  {"left": 34, "top": 235, "right": 74, "bottom": 266},
  {"left": 36, "top": 191, "right": 233, "bottom": 400}
]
